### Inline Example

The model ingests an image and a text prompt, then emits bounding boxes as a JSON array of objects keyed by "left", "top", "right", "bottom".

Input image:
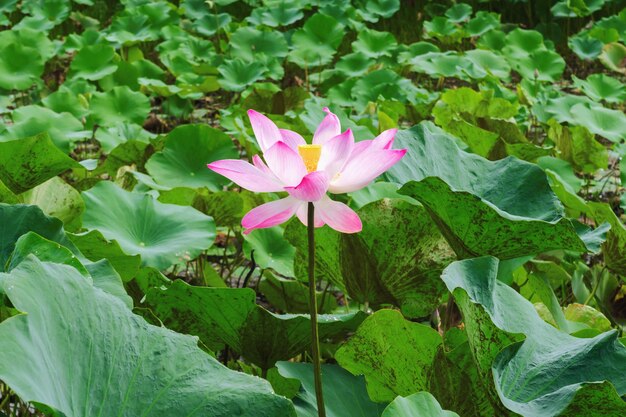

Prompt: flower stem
[{"left": 307, "top": 202, "right": 326, "bottom": 417}]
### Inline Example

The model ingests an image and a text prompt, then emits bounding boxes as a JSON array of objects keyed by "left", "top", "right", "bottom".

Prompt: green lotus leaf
[
  {"left": 464, "top": 49, "right": 511, "bottom": 80},
  {"left": 336, "top": 310, "right": 442, "bottom": 402},
  {"left": 2, "top": 105, "right": 89, "bottom": 152},
  {"left": 68, "top": 44, "right": 117, "bottom": 81},
  {"left": 351, "top": 69, "right": 417, "bottom": 110},
  {"left": 0, "top": 203, "right": 78, "bottom": 270},
  {"left": 42, "top": 87, "right": 89, "bottom": 118},
  {"left": 445, "top": 3, "right": 472, "bottom": 22},
  {"left": 423, "top": 16, "right": 459, "bottom": 39},
  {"left": 19, "top": 177, "right": 84, "bottom": 232},
  {"left": 351, "top": 28, "right": 397, "bottom": 58},
  {"left": 21, "top": 0, "right": 70, "bottom": 24},
  {"left": 145, "top": 124, "right": 237, "bottom": 190},
  {"left": 569, "top": 103, "right": 626, "bottom": 143},
  {"left": 0, "top": 28, "right": 53, "bottom": 90},
  {"left": 258, "top": 272, "right": 337, "bottom": 314},
  {"left": 82, "top": 181, "right": 216, "bottom": 270},
  {"left": 599, "top": 42, "right": 626, "bottom": 74},
  {"left": 248, "top": 0, "right": 304, "bottom": 27},
  {"left": 551, "top": 0, "right": 606, "bottom": 18},
  {"left": 466, "top": 11, "right": 500, "bottom": 36},
  {"left": 336, "top": 52, "right": 373, "bottom": 76},
  {"left": 191, "top": 13, "right": 231, "bottom": 37},
  {"left": 410, "top": 52, "right": 466, "bottom": 78},
  {"left": 397, "top": 41, "right": 439, "bottom": 64},
  {"left": 538, "top": 94, "right": 595, "bottom": 124},
  {"left": 276, "top": 362, "right": 388, "bottom": 417},
  {"left": 361, "top": 0, "right": 400, "bottom": 21},
  {"left": 569, "top": 36, "right": 604, "bottom": 60},
  {"left": 0, "top": 42, "right": 44, "bottom": 90},
  {"left": 547, "top": 121, "right": 607, "bottom": 173},
  {"left": 443, "top": 257, "right": 626, "bottom": 417},
  {"left": 388, "top": 123, "right": 602, "bottom": 258},
  {"left": 95, "top": 123, "right": 155, "bottom": 153},
  {"left": 68, "top": 229, "right": 141, "bottom": 282},
  {"left": 0, "top": 257, "right": 295, "bottom": 416},
  {"left": 503, "top": 29, "right": 565, "bottom": 81},
  {"left": 432, "top": 88, "right": 525, "bottom": 158},
  {"left": 0, "top": 133, "right": 80, "bottom": 194},
  {"left": 286, "top": 199, "right": 455, "bottom": 317},
  {"left": 288, "top": 13, "right": 345, "bottom": 68},
  {"left": 7, "top": 232, "right": 133, "bottom": 309},
  {"left": 144, "top": 280, "right": 366, "bottom": 370},
  {"left": 564, "top": 303, "right": 612, "bottom": 333},
  {"left": 243, "top": 227, "right": 295, "bottom": 277},
  {"left": 89, "top": 86, "right": 151, "bottom": 126},
  {"left": 230, "top": 27, "right": 288, "bottom": 61},
  {"left": 218, "top": 58, "right": 266, "bottom": 92},
  {"left": 572, "top": 73, "right": 626, "bottom": 103},
  {"left": 514, "top": 49, "right": 565, "bottom": 81},
  {"left": 382, "top": 392, "right": 459, "bottom": 417}
]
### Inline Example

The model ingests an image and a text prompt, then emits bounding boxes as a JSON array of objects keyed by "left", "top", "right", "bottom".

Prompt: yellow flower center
[{"left": 298, "top": 144, "right": 322, "bottom": 173}]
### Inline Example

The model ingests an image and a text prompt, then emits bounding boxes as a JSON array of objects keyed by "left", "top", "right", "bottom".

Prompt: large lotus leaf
[
  {"left": 569, "top": 103, "right": 626, "bottom": 143},
  {"left": 243, "top": 227, "right": 295, "bottom": 277},
  {"left": 0, "top": 204, "right": 78, "bottom": 270},
  {"left": 569, "top": 36, "right": 604, "bottom": 60},
  {"left": 340, "top": 199, "right": 455, "bottom": 316},
  {"left": 432, "top": 88, "right": 524, "bottom": 158},
  {"left": 81, "top": 181, "right": 215, "bottom": 270},
  {"left": 502, "top": 29, "right": 565, "bottom": 81},
  {"left": 410, "top": 51, "right": 466, "bottom": 78},
  {"left": 351, "top": 69, "right": 418, "bottom": 111},
  {"left": 89, "top": 86, "right": 151, "bottom": 126},
  {"left": 586, "top": 202, "right": 626, "bottom": 276},
  {"left": 399, "top": 177, "right": 596, "bottom": 259},
  {"left": 95, "top": 123, "right": 155, "bottom": 153},
  {"left": 288, "top": 13, "right": 344, "bottom": 68},
  {"left": 0, "top": 257, "right": 295, "bottom": 416},
  {"left": 68, "top": 229, "right": 141, "bottom": 282},
  {"left": 42, "top": 87, "right": 89, "bottom": 118},
  {"left": 428, "top": 328, "right": 497, "bottom": 416},
  {"left": 572, "top": 74, "right": 626, "bottom": 103},
  {"left": 145, "top": 124, "right": 237, "bottom": 190},
  {"left": 258, "top": 273, "right": 337, "bottom": 314},
  {"left": 144, "top": 280, "right": 366, "bottom": 370},
  {"left": 351, "top": 28, "right": 397, "bottom": 58},
  {"left": 247, "top": 1, "right": 304, "bottom": 27},
  {"left": 0, "top": 133, "right": 80, "bottom": 194},
  {"left": 69, "top": 44, "right": 117, "bottom": 81},
  {"left": 361, "top": 0, "right": 400, "bottom": 21},
  {"left": 547, "top": 121, "right": 607, "bottom": 173},
  {"left": 276, "top": 362, "right": 388, "bottom": 417},
  {"left": 382, "top": 392, "right": 459, "bottom": 417},
  {"left": 442, "top": 257, "right": 626, "bottom": 417},
  {"left": 284, "top": 218, "right": 344, "bottom": 290},
  {"left": 2, "top": 106, "right": 89, "bottom": 152},
  {"left": 20, "top": 177, "right": 84, "bottom": 232},
  {"left": 387, "top": 123, "right": 601, "bottom": 258},
  {"left": 464, "top": 49, "right": 511, "bottom": 80},
  {"left": 0, "top": 42, "right": 44, "bottom": 90},
  {"left": 335, "top": 310, "right": 442, "bottom": 402},
  {"left": 0, "top": 28, "right": 52, "bottom": 90},
  {"left": 285, "top": 199, "right": 455, "bottom": 317},
  {"left": 218, "top": 58, "right": 266, "bottom": 92},
  {"left": 599, "top": 42, "right": 626, "bottom": 74},
  {"left": 230, "top": 27, "right": 288, "bottom": 61},
  {"left": 385, "top": 123, "right": 562, "bottom": 220},
  {"left": 7, "top": 232, "right": 133, "bottom": 309}
]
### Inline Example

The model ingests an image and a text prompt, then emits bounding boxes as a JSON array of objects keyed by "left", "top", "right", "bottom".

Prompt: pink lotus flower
[{"left": 207, "top": 108, "right": 406, "bottom": 234}]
